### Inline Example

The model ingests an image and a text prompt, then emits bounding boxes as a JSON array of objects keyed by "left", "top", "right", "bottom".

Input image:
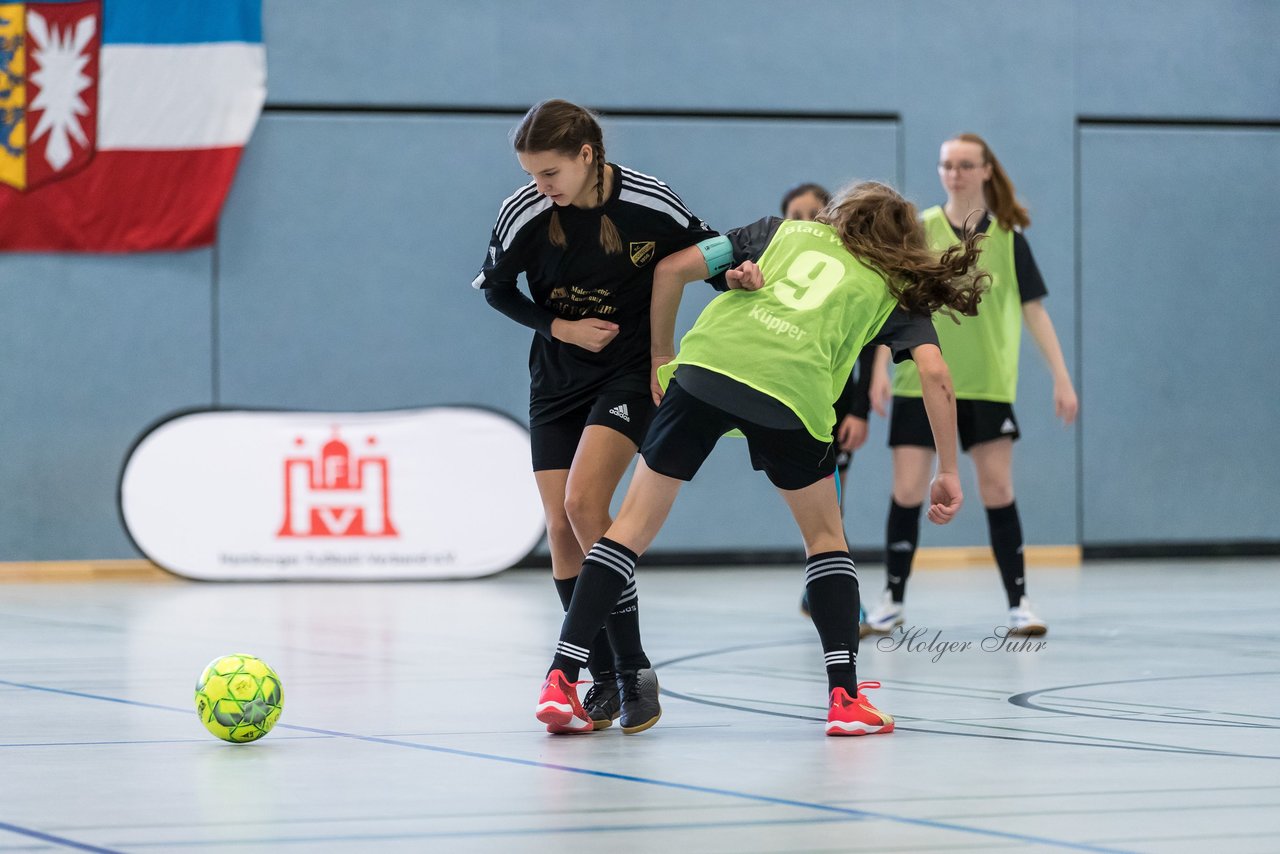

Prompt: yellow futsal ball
[{"left": 194, "top": 654, "right": 284, "bottom": 743}]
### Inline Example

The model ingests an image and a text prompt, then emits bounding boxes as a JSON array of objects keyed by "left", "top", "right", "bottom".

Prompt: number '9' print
[{"left": 774, "top": 250, "right": 846, "bottom": 310}]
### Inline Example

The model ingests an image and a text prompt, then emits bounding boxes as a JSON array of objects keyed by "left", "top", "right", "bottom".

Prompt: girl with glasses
[{"left": 864, "top": 133, "right": 1079, "bottom": 638}]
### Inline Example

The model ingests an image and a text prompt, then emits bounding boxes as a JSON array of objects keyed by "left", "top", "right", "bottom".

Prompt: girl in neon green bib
[
  {"left": 864, "top": 134, "right": 1079, "bottom": 638},
  {"left": 535, "top": 182, "right": 988, "bottom": 738}
]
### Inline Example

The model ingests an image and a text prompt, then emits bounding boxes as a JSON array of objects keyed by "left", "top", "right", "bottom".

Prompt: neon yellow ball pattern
[{"left": 195, "top": 654, "right": 284, "bottom": 743}]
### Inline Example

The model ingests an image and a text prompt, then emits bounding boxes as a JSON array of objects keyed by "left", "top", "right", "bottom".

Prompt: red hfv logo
[{"left": 277, "top": 429, "right": 398, "bottom": 538}]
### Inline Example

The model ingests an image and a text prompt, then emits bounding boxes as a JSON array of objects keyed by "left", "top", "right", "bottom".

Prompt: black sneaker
[
  {"left": 582, "top": 675, "right": 621, "bottom": 730},
  {"left": 616, "top": 668, "right": 661, "bottom": 734}
]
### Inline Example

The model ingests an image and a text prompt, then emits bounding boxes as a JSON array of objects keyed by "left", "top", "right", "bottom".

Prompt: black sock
[
  {"left": 604, "top": 576, "right": 650, "bottom": 672},
  {"left": 549, "top": 538, "right": 636, "bottom": 681},
  {"left": 553, "top": 576, "right": 615, "bottom": 680},
  {"left": 986, "top": 502, "right": 1026, "bottom": 608},
  {"left": 885, "top": 500, "right": 921, "bottom": 603},
  {"left": 805, "top": 551, "right": 859, "bottom": 695}
]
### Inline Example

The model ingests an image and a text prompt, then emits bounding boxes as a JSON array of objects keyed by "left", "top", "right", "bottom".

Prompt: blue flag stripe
[{"left": 99, "top": 0, "right": 262, "bottom": 45}]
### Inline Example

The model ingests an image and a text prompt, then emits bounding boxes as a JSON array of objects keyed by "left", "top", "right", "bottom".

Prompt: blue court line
[
  {"left": 112, "top": 816, "right": 863, "bottom": 848},
  {"left": 0, "top": 821, "right": 121, "bottom": 853},
  {"left": 0, "top": 677, "right": 1132, "bottom": 854},
  {"left": 0, "top": 735, "right": 330, "bottom": 749}
]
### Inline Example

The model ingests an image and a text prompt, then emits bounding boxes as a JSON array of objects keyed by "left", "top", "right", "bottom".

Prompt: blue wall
[{"left": 2, "top": 1, "right": 1276, "bottom": 560}]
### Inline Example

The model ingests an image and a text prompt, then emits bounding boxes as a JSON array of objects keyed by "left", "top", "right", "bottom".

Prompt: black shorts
[
  {"left": 530, "top": 389, "right": 655, "bottom": 471},
  {"left": 888, "top": 396, "right": 1020, "bottom": 452},
  {"left": 641, "top": 379, "right": 837, "bottom": 491}
]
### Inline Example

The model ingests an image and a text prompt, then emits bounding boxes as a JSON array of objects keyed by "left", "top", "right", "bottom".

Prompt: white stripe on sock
[
  {"left": 806, "top": 555, "right": 855, "bottom": 569},
  {"left": 806, "top": 556, "right": 856, "bottom": 575},
  {"left": 591, "top": 543, "right": 636, "bottom": 572},
  {"left": 805, "top": 568, "right": 859, "bottom": 583},
  {"left": 557, "top": 640, "right": 590, "bottom": 657},
  {"left": 588, "top": 548, "right": 635, "bottom": 581}
]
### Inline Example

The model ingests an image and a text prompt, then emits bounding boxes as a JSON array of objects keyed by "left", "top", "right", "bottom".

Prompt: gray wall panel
[
  {"left": 217, "top": 113, "right": 529, "bottom": 411},
  {"left": 262, "top": 1, "right": 900, "bottom": 113},
  {"left": 0, "top": 254, "right": 213, "bottom": 559},
  {"left": 1076, "top": 0, "right": 1280, "bottom": 119},
  {"left": 1080, "top": 127, "right": 1280, "bottom": 542}
]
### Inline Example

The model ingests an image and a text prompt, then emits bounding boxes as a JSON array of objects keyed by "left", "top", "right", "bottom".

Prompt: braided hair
[{"left": 513, "top": 99, "right": 622, "bottom": 254}]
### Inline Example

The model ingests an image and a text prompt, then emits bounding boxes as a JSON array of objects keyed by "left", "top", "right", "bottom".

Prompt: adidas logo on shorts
[
  {"left": 1000, "top": 418, "right": 1017, "bottom": 434},
  {"left": 609, "top": 404, "right": 631, "bottom": 423}
]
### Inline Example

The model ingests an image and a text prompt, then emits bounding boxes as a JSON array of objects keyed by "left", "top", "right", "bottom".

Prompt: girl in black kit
[{"left": 472, "top": 99, "right": 759, "bottom": 733}]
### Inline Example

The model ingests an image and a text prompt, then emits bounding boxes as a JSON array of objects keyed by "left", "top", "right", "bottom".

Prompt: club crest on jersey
[
  {"left": 629, "top": 240, "right": 656, "bottom": 267},
  {"left": 0, "top": 1, "right": 101, "bottom": 192}
]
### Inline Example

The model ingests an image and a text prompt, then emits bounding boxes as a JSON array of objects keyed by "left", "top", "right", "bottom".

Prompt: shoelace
[
  {"left": 619, "top": 673, "right": 644, "bottom": 702},
  {"left": 582, "top": 679, "right": 618, "bottom": 708}
]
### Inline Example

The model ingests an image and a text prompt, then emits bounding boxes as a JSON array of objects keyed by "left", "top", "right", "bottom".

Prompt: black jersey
[{"left": 473, "top": 164, "right": 720, "bottom": 426}]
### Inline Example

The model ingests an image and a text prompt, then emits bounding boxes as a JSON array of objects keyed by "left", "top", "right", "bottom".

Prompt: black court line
[
  {"left": 1025, "top": 694, "right": 1280, "bottom": 728},
  {"left": 654, "top": 644, "right": 1280, "bottom": 760},
  {"left": 660, "top": 687, "right": 1280, "bottom": 761},
  {"left": 1009, "top": 672, "right": 1280, "bottom": 724},
  {"left": 0, "top": 678, "right": 1132, "bottom": 854}
]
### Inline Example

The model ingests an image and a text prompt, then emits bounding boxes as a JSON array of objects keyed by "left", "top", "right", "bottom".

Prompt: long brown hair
[
  {"left": 512, "top": 99, "right": 622, "bottom": 254},
  {"left": 952, "top": 132, "right": 1030, "bottom": 231},
  {"left": 816, "top": 181, "right": 988, "bottom": 319}
]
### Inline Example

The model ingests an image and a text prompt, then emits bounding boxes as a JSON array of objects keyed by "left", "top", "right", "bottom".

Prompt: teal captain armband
[{"left": 696, "top": 235, "right": 734, "bottom": 276}]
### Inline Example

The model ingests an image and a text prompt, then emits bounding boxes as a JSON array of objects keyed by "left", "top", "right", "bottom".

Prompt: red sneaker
[
  {"left": 826, "top": 681, "right": 895, "bottom": 736},
  {"left": 536, "top": 669, "right": 594, "bottom": 734}
]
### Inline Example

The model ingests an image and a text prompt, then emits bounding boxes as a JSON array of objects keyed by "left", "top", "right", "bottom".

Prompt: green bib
[
  {"left": 659, "top": 220, "right": 899, "bottom": 442},
  {"left": 891, "top": 206, "right": 1021, "bottom": 402}
]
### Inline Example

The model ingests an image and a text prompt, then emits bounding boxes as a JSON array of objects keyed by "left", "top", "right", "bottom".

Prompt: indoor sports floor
[{"left": 2, "top": 559, "right": 1278, "bottom": 853}]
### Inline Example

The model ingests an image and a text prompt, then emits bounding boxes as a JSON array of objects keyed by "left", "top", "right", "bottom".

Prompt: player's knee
[
  {"left": 563, "top": 490, "right": 608, "bottom": 532},
  {"left": 544, "top": 511, "right": 577, "bottom": 546},
  {"left": 892, "top": 476, "right": 930, "bottom": 506},
  {"left": 979, "top": 481, "right": 1015, "bottom": 507}
]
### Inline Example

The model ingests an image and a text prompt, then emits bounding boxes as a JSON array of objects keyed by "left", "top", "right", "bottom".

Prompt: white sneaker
[
  {"left": 1008, "top": 596, "right": 1047, "bottom": 636},
  {"left": 860, "top": 591, "right": 904, "bottom": 637}
]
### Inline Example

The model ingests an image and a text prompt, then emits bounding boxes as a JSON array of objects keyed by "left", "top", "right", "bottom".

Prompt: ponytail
[{"left": 953, "top": 133, "right": 1030, "bottom": 231}]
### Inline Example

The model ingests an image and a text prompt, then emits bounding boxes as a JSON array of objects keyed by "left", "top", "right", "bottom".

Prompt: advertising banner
[{"left": 120, "top": 407, "right": 543, "bottom": 580}]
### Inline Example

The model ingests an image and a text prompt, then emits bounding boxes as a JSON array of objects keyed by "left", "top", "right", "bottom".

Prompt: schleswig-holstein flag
[{"left": 0, "top": 0, "right": 265, "bottom": 251}]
